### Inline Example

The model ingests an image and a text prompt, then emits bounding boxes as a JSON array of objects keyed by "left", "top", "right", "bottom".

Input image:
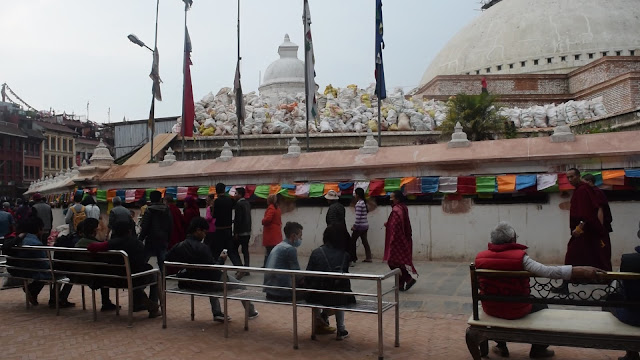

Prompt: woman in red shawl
[
  {"left": 384, "top": 190, "right": 418, "bottom": 291},
  {"left": 183, "top": 196, "right": 200, "bottom": 230}
]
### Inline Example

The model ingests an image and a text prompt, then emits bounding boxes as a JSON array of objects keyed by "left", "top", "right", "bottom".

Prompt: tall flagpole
[
  {"left": 181, "top": 1, "right": 188, "bottom": 160},
  {"left": 237, "top": 0, "right": 241, "bottom": 156},
  {"left": 303, "top": 1, "right": 310, "bottom": 152},
  {"left": 150, "top": 0, "right": 160, "bottom": 163},
  {"left": 377, "top": 62, "right": 382, "bottom": 147}
]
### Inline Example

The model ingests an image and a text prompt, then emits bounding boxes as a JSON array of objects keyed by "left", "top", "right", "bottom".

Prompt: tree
[{"left": 439, "top": 93, "right": 506, "bottom": 141}]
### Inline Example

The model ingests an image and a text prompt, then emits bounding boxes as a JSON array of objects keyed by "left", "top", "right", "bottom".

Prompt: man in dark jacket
[
  {"left": 138, "top": 191, "right": 172, "bottom": 273},
  {"left": 233, "top": 187, "right": 251, "bottom": 276},
  {"left": 212, "top": 183, "right": 242, "bottom": 266},
  {"left": 138, "top": 190, "right": 172, "bottom": 304},
  {"left": 108, "top": 196, "right": 131, "bottom": 230},
  {"left": 166, "top": 217, "right": 258, "bottom": 322}
]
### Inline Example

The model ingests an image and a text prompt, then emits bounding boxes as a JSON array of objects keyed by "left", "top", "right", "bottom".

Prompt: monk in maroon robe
[
  {"left": 565, "top": 169, "right": 611, "bottom": 271},
  {"left": 165, "top": 196, "right": 186, "bottom": 250},
  {"left": 384, "top": 190, "right": 418, "bottom": 291}
]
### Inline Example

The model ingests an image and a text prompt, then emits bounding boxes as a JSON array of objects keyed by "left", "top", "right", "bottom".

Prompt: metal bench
[
  {"left": 466, "top": 264, "right": 640, "bottom": 359},
  {"left": 163, "top": 262, "right": 400, "bottom": 360},
  {"left": 0, "top": 245, "right": 163, "bottom": 327}
]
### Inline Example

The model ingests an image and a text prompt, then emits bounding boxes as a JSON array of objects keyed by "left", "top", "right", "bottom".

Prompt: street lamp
[
  {"left": 127, "top": 34, "right": 153, "bottom": 52},
  {"left": 127, "top": 33, "right": 156, "bottom": 163}
]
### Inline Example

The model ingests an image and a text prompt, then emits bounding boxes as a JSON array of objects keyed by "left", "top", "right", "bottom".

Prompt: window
[
  {"left": 58, "top": 137, "right": 62, "bottom": 151},
  {"left": 509, "top": 63, "right": 514, "bottom": 69},
  {"left": 547, "top": 58, "right": 553, "bottom": 64},
  {"left": 63, "top": 139, "right": 67, "bottom": 151},
  {"left": 521, "top": 61, "right": 526, "bottom": 67},
  {"left": 475, "top": 70, "right": 480, "bottom": 75},
  {"left": 35, "top": 167, "right": 40, "bottom": 179},
  {"left": 16, "top": 161, "right": 21, "bottom": 175},
  {"left": 533, "top": 59, "right": 539, "bottom": 65},
  {"left": 466, "top": 72, "right": 470, "bottom": 75},
  {"left": 560, "top": 56, "right": 567, "bottom": 62},
  {"left": 631, "top": 50, "right": 636, "bottom": 56},
  {"left": 589, "top": 53, "right": 595, "bottom": 59},
  {"left": 602, "top": 51, "right": 608, "bottom": 56},
  {"left": 486, "top": 67, "right": 491, "bottom": 73},
  {"left": 69, "top": 139, "right": 73, "bottom": 152},
  {"left": 616, "top": 51, "right": 622, "bottom": 56},
  {"left": 24, "top": 166, "right": 28, "bottom": 178},
  {"left": 63, "top": 157, "right": 67, "bottom": 169},
  {"left": 8, "top": 138, "right": 12, "bottom": 150},
  {"left": 575, "top": 54, "right": 581, "bottom": 61},
  {"left": 30, "top": 166, "right": 34, "bottom": 179},
  {"left": 497, "top": 65, "right": 502, "bottom": 71},
  {"left": 44, "top": 155, "right": 49, "bottom": 168},
  {"left": 45, "top": 136, "right": 49, "bottom": 150}
]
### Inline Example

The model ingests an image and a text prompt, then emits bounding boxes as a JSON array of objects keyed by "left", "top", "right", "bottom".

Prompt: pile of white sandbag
[
  {"left": 498, "top": 97, "right": 608, "bottom": 129},
  {"left": 174, "top": 84, "right": 448, "bottom": 136}
]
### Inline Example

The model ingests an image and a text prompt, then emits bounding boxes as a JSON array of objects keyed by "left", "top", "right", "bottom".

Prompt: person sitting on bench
[
  {"left": 166, "top": 217, "right": 258, "bottom": 323},
  {"left": 475, "top": 221, "right": 602, "bottom": 358}
]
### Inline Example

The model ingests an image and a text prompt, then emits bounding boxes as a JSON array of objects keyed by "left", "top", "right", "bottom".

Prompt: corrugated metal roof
[{"left": 34, "top": 120, "right": 77, "bottom": 134}]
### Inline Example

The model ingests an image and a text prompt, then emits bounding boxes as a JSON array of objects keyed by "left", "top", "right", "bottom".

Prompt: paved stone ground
[{"left": 0, "top": 256, "right": 623, "bottom": 360}]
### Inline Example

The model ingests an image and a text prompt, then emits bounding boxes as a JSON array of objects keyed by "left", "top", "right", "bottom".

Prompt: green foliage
[
  {"left": 576, "top": 124, "right": 618, "bottom": 135},
  {"left": 439, "top": 93, "right": 507, "bottom": 141}
]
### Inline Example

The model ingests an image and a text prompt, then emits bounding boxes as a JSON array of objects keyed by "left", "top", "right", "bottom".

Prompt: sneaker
[
  {"left": 315, "top": 325, "right": 336, "bottom": 335},
  {"left": 101, "top": 302, "right": 120, "bottom": 312},
  {"left": 51, "top": 300, "right": 75, "bottom": 309},
  {"left": 529, "top": 349, "right": 554, "bottom": 358},
  {"left": 492, "top": 343, "right": 510, "bottom": 357},
  {"left": 404, "top": 278, "right": 417, "bottom": 292},
  {"left": 363, "top": 259, "right": 373, "bottom": 263},
  {"left": 148, "top": 303, "right": 160, "bottom": 319},
  {"left": 248, "top": 311, "right": 259, "bottom": 319},
  {"left": 336, "top": 330, "right": 349, "bottom": 340},
  {"left": 214, "top": 313, "right": 232, "bottom": 322}
]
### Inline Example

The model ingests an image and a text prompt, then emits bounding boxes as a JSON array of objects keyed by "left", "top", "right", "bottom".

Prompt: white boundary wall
[{"left": 51, "top": 193, "right": 639, "bottom": 266}]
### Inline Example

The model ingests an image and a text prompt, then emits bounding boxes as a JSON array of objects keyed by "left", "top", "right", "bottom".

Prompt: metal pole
[
  {"left": 181, "top": 2, "right": 188, "bottom": 161},
  {"left": 150, "top": 0, "right": 160, "bottom": 163},
  {"left": 377, "top": 68, "right": 382, "bottom": 147},
  {"left": 303, "top": 2, "right": 310, "bottom": 152},
  {"left": 236, "top": 0, "right": 241, "bottom": 156}
]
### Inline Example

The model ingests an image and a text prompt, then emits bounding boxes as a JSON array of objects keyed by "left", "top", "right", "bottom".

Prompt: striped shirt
[{"left": 353, "top": 200, "right": 369, "bottom": 230}]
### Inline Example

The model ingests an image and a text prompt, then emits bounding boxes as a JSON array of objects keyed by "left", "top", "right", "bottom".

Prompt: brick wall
[
  {"left": 416, "top": 57, "right": 640, "bottom": 114},
  {"left": 568, "top": 57, "right": 640, "bottom": 93}
]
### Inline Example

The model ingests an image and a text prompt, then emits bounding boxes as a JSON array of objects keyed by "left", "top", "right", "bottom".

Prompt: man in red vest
[{"left": 475, "top": 221, "right": 602, "bottom": 358}]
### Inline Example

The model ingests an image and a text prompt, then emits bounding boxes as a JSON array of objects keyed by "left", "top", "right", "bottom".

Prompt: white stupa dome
[
  {"left": 259, "top": 34, "right": 305, "bottom": 97},
  {"left": 420, "top": 0, "right": 640, "bottom": 85}
]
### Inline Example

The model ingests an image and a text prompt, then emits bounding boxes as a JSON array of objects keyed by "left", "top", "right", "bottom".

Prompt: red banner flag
[{"left": 183, "top": 29, "right": 195, "bottom": 137}]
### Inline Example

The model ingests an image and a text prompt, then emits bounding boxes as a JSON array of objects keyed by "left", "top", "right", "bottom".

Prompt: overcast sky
[{"left": 0, "top": 0, "right": 479, "bottom": 123}]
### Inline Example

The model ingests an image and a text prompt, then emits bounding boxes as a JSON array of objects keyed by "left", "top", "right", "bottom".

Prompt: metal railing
[{"left": 164, "top": 261, "right": 400, "bottom": 360}]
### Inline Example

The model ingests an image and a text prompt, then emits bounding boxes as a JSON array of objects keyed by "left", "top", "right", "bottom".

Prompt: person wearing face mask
[{"left": 263, "top": 222, "right": 305, "bottom": 302}]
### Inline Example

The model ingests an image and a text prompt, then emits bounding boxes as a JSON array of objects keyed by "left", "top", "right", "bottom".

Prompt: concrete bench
[
  {"left": 0, "top": 245, "right": 163, "bottom": 327},
  {"left": 163, "top": 262, "right": 400, "bottom": 360},
  {"left": 466, "top": 265, "right": 640, "bottom": 359}
]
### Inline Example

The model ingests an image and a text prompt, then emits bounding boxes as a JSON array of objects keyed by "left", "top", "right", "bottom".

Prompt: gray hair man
[
  {"left": 108, "top": 196, "right": 132, "bottom": 230},
  {"left": 476, "top": 221, "right": 602, "bottom": 358}
]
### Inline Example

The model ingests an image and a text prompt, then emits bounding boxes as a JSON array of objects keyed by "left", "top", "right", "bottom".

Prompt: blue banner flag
[{"left": 375, "top": 0, "right": 386, "bottom": 100}]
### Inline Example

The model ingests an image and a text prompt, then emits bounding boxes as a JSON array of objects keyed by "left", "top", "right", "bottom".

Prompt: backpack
[{"left": 71, "top": 206, "right": 87, "bottom": 229}]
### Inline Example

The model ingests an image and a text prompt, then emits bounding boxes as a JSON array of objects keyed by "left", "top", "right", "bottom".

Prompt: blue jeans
[{"left": 208, "top": 274, "right": 255, "bottom": 316}]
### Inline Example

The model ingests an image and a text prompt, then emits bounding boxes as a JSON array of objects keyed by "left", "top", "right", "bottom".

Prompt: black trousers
[
  {"left": 214, "top": 228, "right": 243, "bottom": 266},
  {"left": 236, "top": 235, "right": 251, "bottom": 267}
]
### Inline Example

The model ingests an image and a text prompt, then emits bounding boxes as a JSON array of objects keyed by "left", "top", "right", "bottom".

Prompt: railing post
[
  {"left": 161, "top": 263, "right": 167, "bottom": 329},
  {"left": 394, "top": 272, "right": 400, "bottom": 347},
  {"left": 377, "top": 278, "right": 384, "bottom": 360},
  {"left": 292, "top": 273, "right": 298, "bottom": 350},
  {"left": 223, "top": 269, "right": 229, "bottom": 338}
]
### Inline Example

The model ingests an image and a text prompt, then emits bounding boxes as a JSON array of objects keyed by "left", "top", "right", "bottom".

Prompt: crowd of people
[{"left": 2, "top": 170, "right": 638, "bottom": 355}]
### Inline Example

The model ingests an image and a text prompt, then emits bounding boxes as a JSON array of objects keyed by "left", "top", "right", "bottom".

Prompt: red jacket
[
  {"left": 261, "top": 205, "right": 282, "bottom": 247},
  {"left": 475, "top": 243, "right": 532, "bottom": 319}
]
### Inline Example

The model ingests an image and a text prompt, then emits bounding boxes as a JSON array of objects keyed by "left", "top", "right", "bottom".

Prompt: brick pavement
[{"left": 0, "top": 259, "right": 624, "bottom": 359}]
